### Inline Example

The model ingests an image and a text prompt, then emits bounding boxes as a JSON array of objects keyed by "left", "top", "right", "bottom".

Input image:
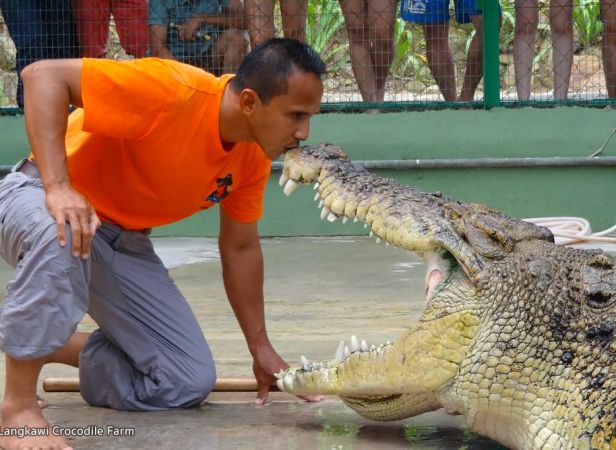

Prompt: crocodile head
[{"left": 276, "top": 143, "right": 616, "bottom": 450}]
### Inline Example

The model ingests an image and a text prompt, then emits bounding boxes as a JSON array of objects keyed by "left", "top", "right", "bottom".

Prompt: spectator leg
[
  {"left": 600, "top": 0, "right": 616, "bottom": 99},
  {"left": 210, "top": 30, "right": 249, "bottom": 74},
  {"left": 72, "top": 0, "right": 111, "bottom": 57},
  {"left": 43, "top": 0, "right": 80, "bottom": 58},
  {"left": 367, "top": 0, "right": 397, "bottom": 103},
  {"left": 112, "top": 0, "right": 149, "bottom": 57},
  {"left": 0, "top": 0, "right": 46, "bottom": 107},
  {"left": 280, "top": 0, "right": 307, "bottom": 42},
  {"left": 423, "top": 22, "right": 456, "bottom": 102},
  {"left": 549, "top": 0, "right": 573, "bottom": 100},
  {"left": 339, "top": 0, "right": 378, "bottom": 103},
  {"left": 513, "top": 0, "right": 538, "bottom": 101},
  {"left": 458, "top": 15, "right": 484, "bottom": 102},
  {"left": 245, "top": 0, "right": 276, "bottom": 47}
]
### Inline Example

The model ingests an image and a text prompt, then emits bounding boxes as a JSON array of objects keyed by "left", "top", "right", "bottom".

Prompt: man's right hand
[
  {"left": 179, "top": 17, "right": 203, "bottom": 41},
  {"left": 45, "top": 183, "right": 100, "bottom": 258}
]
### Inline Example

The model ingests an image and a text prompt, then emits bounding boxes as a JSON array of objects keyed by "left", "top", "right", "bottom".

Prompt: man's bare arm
[
  {"left": 149, "top": 24, "right": 176, "bottom": 59},
  {"left": 193, "top": 0, "right": 247, "bottom": 30},
  {"left": 218, "top": 208, "right": 285, "bottom": 403},
  {"left": 21, "top": 59, "right": 99, "bottom": 258}
]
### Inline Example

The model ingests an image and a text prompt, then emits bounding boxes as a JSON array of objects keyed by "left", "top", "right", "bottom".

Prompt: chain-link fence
[{"left": 0, "top": 0, "right": 614, "bottom": 110}]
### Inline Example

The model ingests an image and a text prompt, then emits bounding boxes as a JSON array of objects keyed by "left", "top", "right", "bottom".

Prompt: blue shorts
[{"left": 401, "top": 0, "right": 481, "bottom": 24}]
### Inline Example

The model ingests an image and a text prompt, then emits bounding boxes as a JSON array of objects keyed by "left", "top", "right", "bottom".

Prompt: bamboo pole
[{"left": 43, "top": 377, "right": 280, "bottom": 393}]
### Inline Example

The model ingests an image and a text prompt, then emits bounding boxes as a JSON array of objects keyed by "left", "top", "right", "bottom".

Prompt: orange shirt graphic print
[{"left": 205, "top": 174, "right": 233, "bottom": 207}]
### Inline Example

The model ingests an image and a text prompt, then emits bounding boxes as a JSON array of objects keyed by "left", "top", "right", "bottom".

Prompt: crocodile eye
[
  {"left": 587, "top": 292, "right": 613, "bottom": 309},
  {"left": 583, "top": 254, "right": 616, "bottom": 310}
]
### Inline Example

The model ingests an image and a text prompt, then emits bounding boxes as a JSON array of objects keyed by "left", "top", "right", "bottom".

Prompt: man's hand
[
  {"left": 252, "top": 343, "right": 323, "bottom": 405},
  {"left": 179, "top": 17, "right": 203, "bottom": 41},
  {"left": 45, "top": 183, "right": 100, "bottom": 258}
]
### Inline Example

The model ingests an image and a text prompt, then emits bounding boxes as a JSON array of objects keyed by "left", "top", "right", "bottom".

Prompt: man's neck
[{"left": 219, "top": 85, "right": 251, "bottom": 146}]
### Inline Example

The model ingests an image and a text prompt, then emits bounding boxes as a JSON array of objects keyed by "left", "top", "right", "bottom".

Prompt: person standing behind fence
[
  {"left": 244, "top": 0, "right": 306, "bottom": 46},
  {"left": 401, "top": 0, "right": 485, "bottom": 102},
  {"left": 601, "top": 0, "right": 616, "bottom": 101},
  {"left": 338, "top": 0, "right": 398, "bottom": 105},
  {"left": 513, "top": 0, "right": 573, "bottom": 101},
  {"left": 149, "top": 0, "right": 248, "bottom": 75},
  {"left": 72, "top": 0, "right": 149, "bottom": 58},
  {"left": 0, "top": 0, "right": 79, "bottom": 107}
]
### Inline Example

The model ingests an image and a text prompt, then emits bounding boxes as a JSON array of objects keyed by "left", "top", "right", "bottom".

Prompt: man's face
[{"left": 247, "top": 70, "right": 323, "bottom": 160}]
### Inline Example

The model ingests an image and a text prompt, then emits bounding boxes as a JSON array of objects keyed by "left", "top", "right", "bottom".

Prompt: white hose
[{"left": 523, "top": 217, "right": 616, "bottom": 245}]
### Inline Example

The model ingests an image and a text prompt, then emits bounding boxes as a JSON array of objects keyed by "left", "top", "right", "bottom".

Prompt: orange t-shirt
[{"left": 63, "top": 57, "right": 271, "bottom": 230}]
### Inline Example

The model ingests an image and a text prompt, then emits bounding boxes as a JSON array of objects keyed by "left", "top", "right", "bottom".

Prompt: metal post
[{"left": 476, "top": 0, "right": 501, "bottom": 108}]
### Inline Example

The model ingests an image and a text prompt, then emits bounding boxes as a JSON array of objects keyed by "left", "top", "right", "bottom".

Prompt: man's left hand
[{"left": 252, "top": 343, "right": 323, "bottom": 405}]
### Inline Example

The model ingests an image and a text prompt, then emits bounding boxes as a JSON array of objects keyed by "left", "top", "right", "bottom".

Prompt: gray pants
[{"left": 0, "top": 169, "right": 216, "bottom": 411}]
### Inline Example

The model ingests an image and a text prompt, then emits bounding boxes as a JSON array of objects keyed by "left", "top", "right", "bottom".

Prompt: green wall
[{"left": 1, "top": 107, "right": 615, "bottom": 236}]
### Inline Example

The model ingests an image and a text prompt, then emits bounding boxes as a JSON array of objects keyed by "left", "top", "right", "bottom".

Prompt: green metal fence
[{"left": 0, "top": 0, "right": 614, "bottom": 112}]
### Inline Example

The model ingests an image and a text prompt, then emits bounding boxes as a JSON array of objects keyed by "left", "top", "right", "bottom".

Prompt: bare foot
[{"left": 0, "top": 398, "right": 73, "bottom": 450}]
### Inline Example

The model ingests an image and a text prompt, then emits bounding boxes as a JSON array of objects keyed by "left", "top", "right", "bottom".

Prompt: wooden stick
[{"left": 43, "top": 377, "right": 280, "bottom": 393}]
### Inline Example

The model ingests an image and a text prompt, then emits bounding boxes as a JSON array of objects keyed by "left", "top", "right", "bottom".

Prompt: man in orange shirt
[{"left": 0, "top": 39, "right": 325, "bottom": 450}]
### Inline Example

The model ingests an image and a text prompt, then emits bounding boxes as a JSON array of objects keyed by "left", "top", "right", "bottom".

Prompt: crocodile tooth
[
  {"left": 342, "top": 216, "right": 348, "bottom": 224},
  {"left": 314, "top": 192, "right": 320, "bottom": 201},
  {"left": 279, "top": 173, "right": 289, "bottom": 187},
  {"left": 283, "top": 179, "right": 299, "bottom": 196},
  {"left": 300, "top": 355, "right": 311, "bottom": 369},
  {"left": 320, "top": 206, "right": 330, "bottom": 220},
  {"left": 385, "top": 242, "right": 391, "bottom": 247},
  {"left": 369, "top": 230, "right": 374, "bottom": 237},
  {"left": 363, "top": 223, "right": 368, "bottom": 229},
  {"left": 344, "top": 346, "right": 350, "bottom": 359},
  {"left": 313, "top": 182, "right": 319, "bottom": 190},
  {"left": 360, "top": 339, "right": 369, "bottom": 352},
  {"left": 350, "top": 335, "right": 360, "bottom": 352},
  {"left": 327, "top": 213, "right": 337, "bottom": 222},
  {"left": 283, "top": 373, "right": 293, "bottom": 389},
  {"left": 334, "top": 340, "right": 345, "bottom": 362},
  {"left": 370, "top": 344, "right": 376, "bottom": 351},
  {"left": 376, "top": 237, "right": 381, "bottom": 244},
  {"left": 386, "top": 340, "right": 391, "bottom": 346},
  {"left": 318, "top": 200, "right": 324, "bottom": 208},
  {"left": 353, "top": 217, "right": 358, "bottom": 223}
]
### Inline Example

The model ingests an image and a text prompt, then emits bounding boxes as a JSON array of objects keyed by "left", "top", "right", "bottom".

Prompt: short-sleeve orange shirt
[{"left": 63, "top": 57, "right": 271, "bottom": 230}]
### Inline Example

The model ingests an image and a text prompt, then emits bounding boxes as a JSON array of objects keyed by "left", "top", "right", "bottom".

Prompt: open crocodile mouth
[{"left": 273, "top": 144, "right": 481, "bottom": 398}]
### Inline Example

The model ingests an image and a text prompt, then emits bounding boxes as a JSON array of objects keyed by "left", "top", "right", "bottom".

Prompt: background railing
[{"left": 0, "top": 0, "right": 614, "bottom": 112}]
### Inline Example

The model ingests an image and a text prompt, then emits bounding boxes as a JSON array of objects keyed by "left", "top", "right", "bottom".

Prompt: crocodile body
[{"left": 276, "top": 144, "right": 616, "bottom": 450}]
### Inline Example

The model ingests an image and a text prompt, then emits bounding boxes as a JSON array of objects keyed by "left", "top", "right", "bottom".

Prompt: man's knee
[
  {"left": 172, "top": 356, "right": 217, "bottom": 406},
  {"left": 220, "top": 29, "right": 247, "bottom": 49},
  {"left": 140, "top": 356, "right": 216, "bottom": 409},
  {"left": 80, "top": 333, "right": 217, "bottom": 410}
]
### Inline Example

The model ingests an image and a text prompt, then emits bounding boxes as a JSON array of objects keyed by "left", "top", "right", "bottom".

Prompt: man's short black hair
[{"left": 229, "top": 38, "right": 326, "bottom": 104}]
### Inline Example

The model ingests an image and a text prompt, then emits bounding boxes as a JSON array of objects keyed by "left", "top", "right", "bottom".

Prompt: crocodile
[{"left": 275, "top": 143, "right": 616, "bottom": 450}]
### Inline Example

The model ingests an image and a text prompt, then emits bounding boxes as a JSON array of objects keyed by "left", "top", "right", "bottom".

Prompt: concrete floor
[{"left": 0, "top": 236, "right": 545, "bottom": 449}]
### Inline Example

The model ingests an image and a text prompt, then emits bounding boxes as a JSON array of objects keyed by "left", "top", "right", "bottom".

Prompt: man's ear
[{"left": 239, "top": 88, "right": 260, "bottom": 115}]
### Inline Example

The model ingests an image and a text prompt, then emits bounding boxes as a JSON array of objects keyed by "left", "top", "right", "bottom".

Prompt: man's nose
[{"left": 294, "top": 119, "right": 310, "bottom": 142}]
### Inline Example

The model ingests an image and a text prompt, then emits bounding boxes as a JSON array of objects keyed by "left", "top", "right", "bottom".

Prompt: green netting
[{"left": 0, "top": 0, "right": 614, "bottom": 112}]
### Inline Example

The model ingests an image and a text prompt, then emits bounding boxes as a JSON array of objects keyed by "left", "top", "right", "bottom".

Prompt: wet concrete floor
[{"left": 3, "top": 235, "right": 582, "bottom": 449}]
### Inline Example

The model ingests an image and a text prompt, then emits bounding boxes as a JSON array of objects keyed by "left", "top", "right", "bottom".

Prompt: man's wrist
[
  {"left": 45, "top": 179, "right": 72, "bottom": 193},
  {"left": 190, "top": 16, "right": 207, "bottom": 27},
  {"left": 247, "top": 333, "right": 271, "bottom": 356}
]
